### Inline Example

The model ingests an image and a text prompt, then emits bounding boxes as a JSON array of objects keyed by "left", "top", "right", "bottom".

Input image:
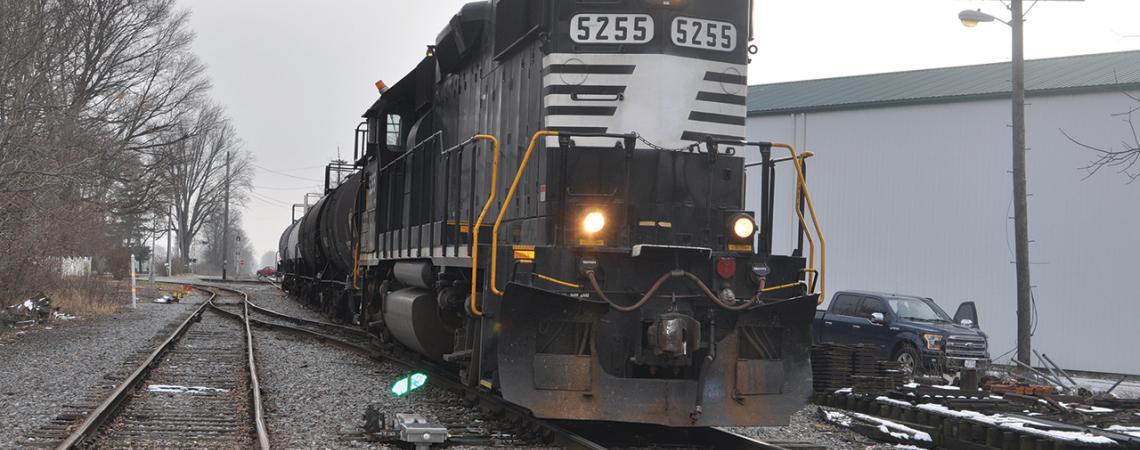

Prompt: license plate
[
  {"left": 964, "top": 359, "right": 977, "bottom": 369},
  {"left": 671, "top": 17, "right": 737, "bottom": 52},
  {"left": 571, "top": 14, "right": 654, "bottom": 44}
]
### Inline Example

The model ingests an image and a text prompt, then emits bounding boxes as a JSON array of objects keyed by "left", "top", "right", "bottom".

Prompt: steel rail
[
  {"left": 219, "top": 286, "right": 273, "bottom": 450},
  {"left": 194, "top": 285, "right": 272, "bottom": 449},
  {"left": 52, "top": 298, "right": 212, "bottom": 450},
  {"left": 54, "top": 284, "right": 271, "bottom": 450},
  {"left": 244, "top": 298, "right": 369, "bottom": 339}
]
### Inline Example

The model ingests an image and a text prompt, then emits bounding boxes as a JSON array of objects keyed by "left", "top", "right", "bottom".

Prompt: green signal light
[{"left": 390, "top": 372, "right": 429, "bottom": 397}]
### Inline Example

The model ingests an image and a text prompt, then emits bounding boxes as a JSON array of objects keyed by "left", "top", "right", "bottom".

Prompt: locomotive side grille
[{"left": 945, "top": 335, "right": 988, "bottom": 358}]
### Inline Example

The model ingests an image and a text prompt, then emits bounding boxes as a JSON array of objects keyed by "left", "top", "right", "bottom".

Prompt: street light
[
  {"left": 959, "top": 2, "right": 1033, "bottom": 368},
  {"left": 958, "top": 9, "right": 1005, "bottom": 27}
]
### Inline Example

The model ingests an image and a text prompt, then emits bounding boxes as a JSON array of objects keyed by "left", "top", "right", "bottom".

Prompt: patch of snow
[
  {"left": 850, "top": 411, "right": 933, "bottom": 442},
  {"left": 22, "top": 300, "right": 34, "bottom": 309},
  {"left": 1061, "top": 403, "right": 1114, "bottom": 414},
  {"left": 876, "top": 396, "right": 914, "bottom": 408},
  {"left": 930, "top": 385, "right": 960, "bottom": 391},
  {"left": 1106, "top": 426, "right": 1140, "bottom": 438},
  {"left": 916, "top": 403, "right": 1116, "bottom": 445},
  {"left": 834, "top": 387, "right": 853, "bottom": 394},
  {"left": 823, "top": 410, "right": 853, "bottom": 427},
  {"left": 52, "top": 311, "right": 77, "bottom": 320},
  {"left": 1070, "top": 376, "right": 1140, "bottom": 400},
  {"left": 894, "top": 446, "right": 924, "bottom": 450},
  {"left": 147, "top": 384, "right": 229, "bottom": 395},
  {"left": 903, "top": 382, "right": 920, "bottom": 388}
]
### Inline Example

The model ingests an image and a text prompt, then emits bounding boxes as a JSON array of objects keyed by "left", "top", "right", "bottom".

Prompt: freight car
[{"left": 278, "top": 0, "right": 827, "bottom": 427}]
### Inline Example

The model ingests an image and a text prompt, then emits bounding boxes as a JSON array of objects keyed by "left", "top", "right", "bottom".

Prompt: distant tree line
[{"left": 0, "top": 0, "right": 252, "bottom": 303}]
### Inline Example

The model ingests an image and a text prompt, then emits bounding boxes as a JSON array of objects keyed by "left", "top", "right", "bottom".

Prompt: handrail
[
  {"left": 467, "top": 134, "right": 500, "bottom": 317},
  {"left": 488, "top": 130, "right": 560, "bottom": 299},
  {"left": 770, "top": 143, "right": 826, "bottom": 305}
]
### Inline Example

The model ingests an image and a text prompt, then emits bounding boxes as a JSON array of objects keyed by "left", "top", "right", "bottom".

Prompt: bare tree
[
  {"left": 1063, "top": 91, "right": 1140, "bottom": 184},
  {"left": 0, "top": 0, "right": 219, "bottom": 301},
  {"left": 160, "top": 104, "right": 252, "bottom": 269}
]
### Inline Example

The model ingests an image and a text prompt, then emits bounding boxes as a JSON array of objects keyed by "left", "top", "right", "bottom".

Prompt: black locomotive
[{"left": 278, "top": 0, "right": 826, "bottom": 427}]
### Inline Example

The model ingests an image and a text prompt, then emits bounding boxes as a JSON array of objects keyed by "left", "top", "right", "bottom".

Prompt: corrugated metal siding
[
  {"left": 748, "top": 50, "right": 1140, "bottom": 116},
  {"left": 746, "top": 89, "right": 1140, "bottom": 374}
]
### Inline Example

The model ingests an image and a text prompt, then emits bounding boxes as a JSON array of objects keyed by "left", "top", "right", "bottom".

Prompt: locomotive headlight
[
  {"left": 731, "top": 214, "right": 756, "bottom": 239},
  {"left": 582, "top": 211, "right": 606, "bottom": 234}
]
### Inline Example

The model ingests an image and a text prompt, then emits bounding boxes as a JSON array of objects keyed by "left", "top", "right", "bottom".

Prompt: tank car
[{"left": 279, "top": 0, "right": 826, "bottom": 428}]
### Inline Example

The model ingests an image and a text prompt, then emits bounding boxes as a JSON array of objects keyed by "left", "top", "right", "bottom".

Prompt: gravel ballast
[
  {"left": 242, "top": 282, "right": 900, "bottom": 449},
  {"left": 731, "top": 405, "right": 898, "bottom": 449},
  {"left": 0, "top": 292, "right": 198, "bottom": 448}
]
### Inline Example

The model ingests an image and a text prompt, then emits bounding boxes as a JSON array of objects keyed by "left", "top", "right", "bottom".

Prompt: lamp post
[{"left": 959, "top": 2, "right": 1032, "bottom": 367}]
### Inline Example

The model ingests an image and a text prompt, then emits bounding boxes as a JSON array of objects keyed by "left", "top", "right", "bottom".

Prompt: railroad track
[
  {"left": 238, "top": 280, "right": 817, "bottom": 450},
  {"left": 48, "top": 286, "right": 269, "bottom": 449}
]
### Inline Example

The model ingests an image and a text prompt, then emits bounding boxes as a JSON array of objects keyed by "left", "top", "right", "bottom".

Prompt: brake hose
[{"left": 585, "top": 270, "right": 757, "bottom": 312}]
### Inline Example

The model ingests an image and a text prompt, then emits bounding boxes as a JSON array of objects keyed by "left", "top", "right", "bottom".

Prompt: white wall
[{"left": 746, "top": 90, "right": 1140, "bottom": 374}]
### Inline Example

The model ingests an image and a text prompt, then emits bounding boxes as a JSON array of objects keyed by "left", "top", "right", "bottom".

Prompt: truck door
[
  {"left": 819, "top": 293, "right": 862, "bottom": 345},
  {"left": 851, "top": 297, "right": 894, "bottom": 357}
]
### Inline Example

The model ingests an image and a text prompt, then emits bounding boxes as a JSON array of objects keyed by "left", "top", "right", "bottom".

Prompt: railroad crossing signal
[{"left": 390, "top": 373, "right": 428, "bottom": 397}]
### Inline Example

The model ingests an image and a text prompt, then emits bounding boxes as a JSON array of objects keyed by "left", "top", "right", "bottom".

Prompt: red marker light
[{"left": 716, "top": 257, "right": 736, "bottom": 280}]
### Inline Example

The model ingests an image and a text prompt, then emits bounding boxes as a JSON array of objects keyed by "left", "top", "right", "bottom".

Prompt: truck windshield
[{"left": 887, "top": 297, "right": 952, "bottom": 323}]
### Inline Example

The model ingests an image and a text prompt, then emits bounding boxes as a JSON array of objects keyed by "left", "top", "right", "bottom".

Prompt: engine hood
[{"left": 896, "top": 320, "right": 987, "bottom": 338}]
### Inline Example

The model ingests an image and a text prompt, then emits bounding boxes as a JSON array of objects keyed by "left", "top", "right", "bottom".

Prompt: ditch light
[{"left": 390, "top": 372, "right": 428, "bottom": 397}]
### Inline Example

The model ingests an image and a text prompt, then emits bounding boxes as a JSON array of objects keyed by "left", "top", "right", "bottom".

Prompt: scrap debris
[
  {"left": 360, "top": 406, "right": 448, "bottom": 450},
  {"left": 811, "top": 344, "right": 1140, "bottom": 448},
  {"left": 2, "top": 294, "right": 75, "bottom": 327}
]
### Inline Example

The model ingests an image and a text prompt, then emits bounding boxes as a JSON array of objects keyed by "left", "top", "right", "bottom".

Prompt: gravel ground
[
  {"left": 731, "top": 405, "right": 897, "bottom": 449},
  {"left": 0, "top": 290, "right": 200, "bottom": 448},
  {"left": 242, "top": 283, "right": 898, "bottom": 449}
]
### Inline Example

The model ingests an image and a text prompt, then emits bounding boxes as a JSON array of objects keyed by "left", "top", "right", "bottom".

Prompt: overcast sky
[{"left": 179, "top": 0, "right": 1140, "bottom": 259}]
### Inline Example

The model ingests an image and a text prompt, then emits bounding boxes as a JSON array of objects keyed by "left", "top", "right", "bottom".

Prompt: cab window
[
  {"left": 385, "top": 114, "right": 402, "bottom": 149},
  {"left": 831, "top": 294, "right": 860, "bottom": 317},
  {"left": 856, "top": 297, "right": 890, "bottom": 319}
]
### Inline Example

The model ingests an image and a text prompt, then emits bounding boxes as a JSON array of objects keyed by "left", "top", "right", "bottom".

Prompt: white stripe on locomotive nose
[
  {"left": 681, "top": 121, "right": 747, "bottom": 139},
  {"left": 543, "top": 52, "right": 747, "bottom": 149}
]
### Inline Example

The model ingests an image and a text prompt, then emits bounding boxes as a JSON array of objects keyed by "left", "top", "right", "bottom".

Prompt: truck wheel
[{"left": 894, "top": 343, "right": 920, "bottom": 377}]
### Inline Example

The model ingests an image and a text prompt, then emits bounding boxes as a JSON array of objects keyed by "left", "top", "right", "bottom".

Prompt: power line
[
  {"left": 253, "top": 184, "right": 322, "bottom": 191},
  {"left": 253, "top": 163, "right": 323, "bottom": 182}
]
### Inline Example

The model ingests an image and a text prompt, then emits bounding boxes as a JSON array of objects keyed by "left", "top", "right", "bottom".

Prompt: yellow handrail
[
  {"left": 771, "top": 143, "right": 826, "bottom": 305},
  {"left": 488, "top": 130, "right": 560, "bottom": 298},
  {"left": 468, "top": 134, "right": 500, "bottom": 317}
]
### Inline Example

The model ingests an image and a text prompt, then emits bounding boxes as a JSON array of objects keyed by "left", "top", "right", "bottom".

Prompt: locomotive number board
[
  {"left": 571, "top": 14, "right": 655, "bottom": 44},
  {"left": 569, "top": 14, "right": 738, "bottom": 52},
  {"left": 671, "top": 17, "right": 737, "bottom": 52}
]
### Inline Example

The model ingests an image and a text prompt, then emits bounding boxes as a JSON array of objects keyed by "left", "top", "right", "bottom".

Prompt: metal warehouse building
[{"left": 745, "top": 50, "right": 1140, "bottom": 375}]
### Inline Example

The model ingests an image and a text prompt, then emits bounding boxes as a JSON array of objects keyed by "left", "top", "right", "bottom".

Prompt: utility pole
[
  {"left": 222, "top": 151, "right": 231, "bottom": 281},
  {"left": 1010, "top": 0, "right": 1033, "bottom": 367},
  {"left": 149, "top": 213, "right": 157, "bottom": 283},
  {"left": 166, "top": 204, "right": 173, "bottom": 277}
]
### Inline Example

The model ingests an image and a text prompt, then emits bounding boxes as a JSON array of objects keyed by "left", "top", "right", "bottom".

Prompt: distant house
[
  {"left": 746, "top": 50, "right": 1140, "bottom": 374},
  {"left": 60, "top": 256, "right": 92, "bottom": 277}
]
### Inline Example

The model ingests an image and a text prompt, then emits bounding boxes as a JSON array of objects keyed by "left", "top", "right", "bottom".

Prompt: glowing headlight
[
  {"left": 582, "top": 211, "right": 606, "bottom": 234},
  {"left": 732, "top": 215, "right": 756, "bottom": 239}
]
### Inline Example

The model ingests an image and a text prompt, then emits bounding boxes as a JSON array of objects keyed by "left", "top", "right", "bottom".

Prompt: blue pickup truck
[{"left": 813, "top": 290, "right": 990, "bottom": 376}]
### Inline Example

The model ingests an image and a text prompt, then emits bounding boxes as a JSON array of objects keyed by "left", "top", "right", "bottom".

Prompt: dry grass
[{"left": 47, "top": 277, "right": 128, "bottom": 318}]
